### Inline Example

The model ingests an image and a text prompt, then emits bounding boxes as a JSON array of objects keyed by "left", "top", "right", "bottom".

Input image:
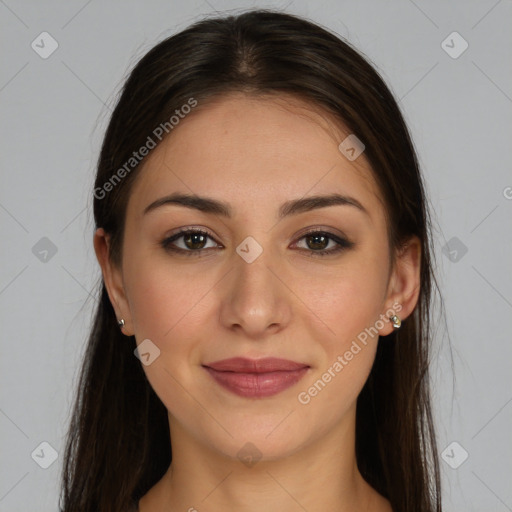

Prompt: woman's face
[{"left": 97, "top": 93, "right": 418, "bottom": 461}]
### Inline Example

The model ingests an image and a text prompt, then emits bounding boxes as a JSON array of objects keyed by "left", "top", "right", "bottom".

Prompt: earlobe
[
  {"left": 378, "top": 236, "right": 421, "bottom": 336},
  {"left": 93, "top": 228, "right": 134, "bottom": 336}
]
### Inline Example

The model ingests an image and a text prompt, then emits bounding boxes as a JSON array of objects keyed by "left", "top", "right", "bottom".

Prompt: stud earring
[
  {"left": 389, "top": 315, "right": 401, "bottom": 329},
  {"left": 117, "top": 318, "right": 125, "bottom": 328}
]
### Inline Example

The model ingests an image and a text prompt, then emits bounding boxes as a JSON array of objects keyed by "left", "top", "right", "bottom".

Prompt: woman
[{"left": 60, "top": 9, "right": 442, "bottom": 512}]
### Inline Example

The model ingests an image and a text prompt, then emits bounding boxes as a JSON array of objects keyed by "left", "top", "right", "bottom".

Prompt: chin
[{"left": 199, "top": 415, "right": 313, "bottom": 464}]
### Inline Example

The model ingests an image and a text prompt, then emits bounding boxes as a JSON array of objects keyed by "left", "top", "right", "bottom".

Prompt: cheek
[
  {"left": 124, "top": 250, "right": 217, "bottom": 340},
  {"left": 291, "top": 251, "right": 388, "bottom": 348},
  {"left": 290, "top": 254, "right": 388, "bottom": 411},
  {"left": 122, "top": 250, "right": 226, "bottom": 382},
  {"left": 122, "top": 257, "right": 218, "bottom": 423}
]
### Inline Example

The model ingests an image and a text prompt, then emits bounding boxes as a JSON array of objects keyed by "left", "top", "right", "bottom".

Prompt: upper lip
[{"left": 203, "top": 357, "right": 309, "bottom": 373}]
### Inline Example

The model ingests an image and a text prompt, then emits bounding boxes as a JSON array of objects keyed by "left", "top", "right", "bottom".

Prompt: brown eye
[
  {"left": 294, "top": 230, "right": 354, "bottom": 256},
  {"left": 183, "top": 232, "right": 208, "bottom": 250},
  {"left": 161, "top": 229, "right": 219, "bottom": 255},
  {"left": 305, "top": 233, "right": 329, "bottom": 251}
]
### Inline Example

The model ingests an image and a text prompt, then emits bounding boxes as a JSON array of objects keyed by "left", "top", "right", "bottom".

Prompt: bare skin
[{"left": 95, "top": 93, "right": 419, "bottom": 512}]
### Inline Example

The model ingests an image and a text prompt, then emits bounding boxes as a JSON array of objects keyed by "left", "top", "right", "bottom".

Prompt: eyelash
[{"left": 160, "top": 228, "right": 354, "bottom": 257}]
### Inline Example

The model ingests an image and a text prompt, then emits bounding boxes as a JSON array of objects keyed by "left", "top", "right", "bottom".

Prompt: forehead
[{"left": 126, "top": 93, "right": 384, "bottom": 220}]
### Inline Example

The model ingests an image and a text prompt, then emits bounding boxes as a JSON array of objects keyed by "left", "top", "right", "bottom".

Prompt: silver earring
[
  {"left": 389, "top": 315, "right": 401, "bottom": 329},
  {"left": 117, "top": 318, "right": 125, "bottom": 328}
]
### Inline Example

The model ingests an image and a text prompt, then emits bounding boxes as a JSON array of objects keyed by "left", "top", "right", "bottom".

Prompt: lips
[
  {"left": 203, "top": 357, "right": 310, "bottom": 398},
  {"left": 205, "top": 357, "right": 308, "bottom": 372}
]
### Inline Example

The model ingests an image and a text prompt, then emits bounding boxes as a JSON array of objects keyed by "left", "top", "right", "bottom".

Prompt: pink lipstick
[{"left": 203, "top": 357, "right": 309, "bottom": 398}]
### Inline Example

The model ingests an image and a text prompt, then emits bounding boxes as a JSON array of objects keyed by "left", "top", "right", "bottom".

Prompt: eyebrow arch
[{"left": 143, "top": 192, "right": 368, "bottom": 218}]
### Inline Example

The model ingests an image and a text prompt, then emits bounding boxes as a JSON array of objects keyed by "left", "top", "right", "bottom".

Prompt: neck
[{"left": 139, "top": 406, "right": 389, "bottom": 512}]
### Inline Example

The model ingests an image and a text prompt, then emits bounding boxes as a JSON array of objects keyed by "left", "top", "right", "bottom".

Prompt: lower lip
[{"left": 203, "top": 366, "right": 309, "bottom": 398}]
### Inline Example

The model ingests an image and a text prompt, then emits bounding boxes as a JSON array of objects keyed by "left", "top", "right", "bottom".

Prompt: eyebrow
[{"left": 143, "top": 192, "right": 368, "bottom": 219}]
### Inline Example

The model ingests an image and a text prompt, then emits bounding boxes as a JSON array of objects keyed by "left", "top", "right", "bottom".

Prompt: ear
[
  {"left": 378, "top": 235, "right": 421, "bottom": 336},
  {"left": 93, "top": 228, "right": 134, "bottom": 336}
]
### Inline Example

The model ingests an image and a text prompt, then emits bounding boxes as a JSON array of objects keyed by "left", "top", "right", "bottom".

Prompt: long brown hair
[{"left": 60, "top": 9, "right": 442, "bottom": 512}]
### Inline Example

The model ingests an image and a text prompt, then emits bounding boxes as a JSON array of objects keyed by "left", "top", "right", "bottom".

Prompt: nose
[{"left": 218, "top": 242, "right": 292, "bottom": 340}]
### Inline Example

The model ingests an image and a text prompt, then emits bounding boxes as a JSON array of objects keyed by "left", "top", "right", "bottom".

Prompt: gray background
[{"left": 1, "top": 1, "right": 511, "bottom": 511}]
